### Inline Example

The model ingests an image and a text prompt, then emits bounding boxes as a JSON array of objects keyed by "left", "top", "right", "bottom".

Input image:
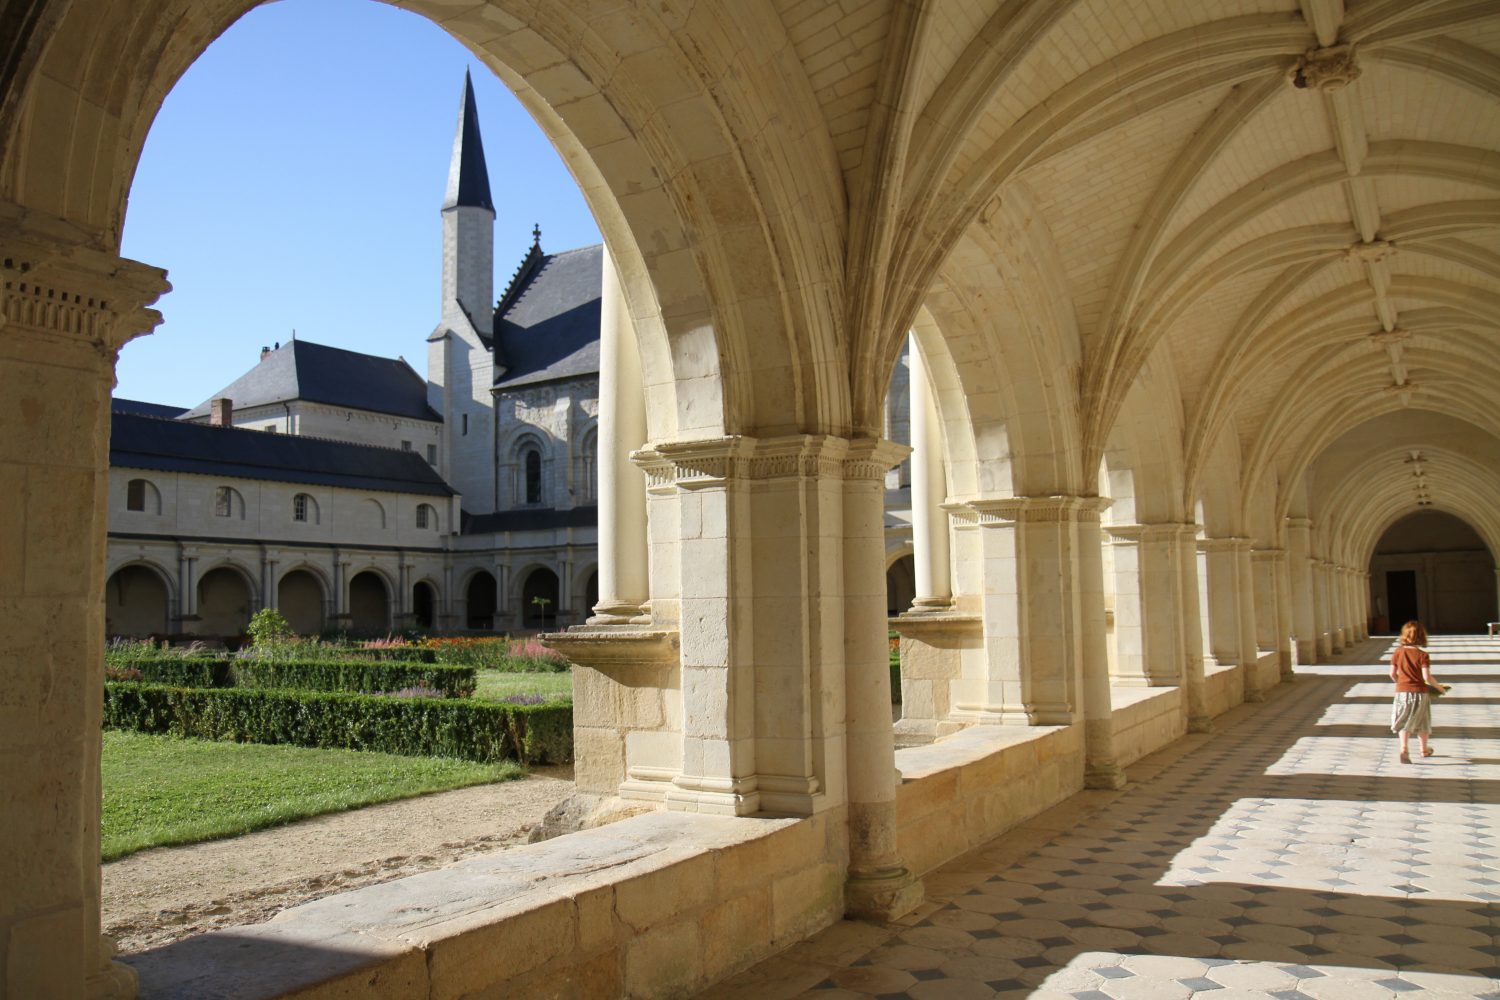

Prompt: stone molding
[
  {"left": 1104, "top": 521, "right": 1195, "bottom": 544},
  {"left": 1285, "top": 516, "right": 1313, "bottom": 529},
  {"left": 0, "top": 204, "right": 169, "bottom": 357},
  {"left": 1346, "top": 240, "right": 1396, "bottom": 265},
  {"left": 1197, "top": 535, "right": 1252, "bottom": 553},
  {"left": 888, "top": 611, "right": 981, "bottom": 641},
  {"left": 1289, "top": 44, "right": 1361, "bottom": 92},
  {"left": 540, "top": 625, "right": 680, "bottom": 670},
  {"left": 631, "top": 434, "right": 908, "bottom": 490},
  {"left": 1251, "top": 547, "right": 1287, "bottom": 562},
  {"left": 949, "top": 494, "right": 1111, "bottom": 526}
]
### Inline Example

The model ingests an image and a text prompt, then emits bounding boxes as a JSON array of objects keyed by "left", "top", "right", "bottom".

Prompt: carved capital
[
  {"left": 1289, "top": 44, "right": 1361, "bottom": 92},
  {"left": 960, "top": 494, "right": 1109, "bottom": 525},
  {"left": 0, "top": 203, "right": 169, "bottom": 361},
  {"left": 631, "top": 434, "right": 904, "bottom": 490},
  {"left": 1346, "top": 239, "right": 1395, "bottom": 265},
  {"left": 1251, "top": 547, "right": 1286, "bottom": 563},
  {"left": 1197, "top": 535, "right": 1253, "bottom": 554}
]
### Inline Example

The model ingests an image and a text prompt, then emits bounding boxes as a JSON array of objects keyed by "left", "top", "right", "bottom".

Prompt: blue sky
[{"left": 117, "top": 0, "right": 601, "bottom": 407}]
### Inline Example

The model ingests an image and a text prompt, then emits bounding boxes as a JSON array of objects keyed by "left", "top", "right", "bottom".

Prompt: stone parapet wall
[
  {"left": 124, "top": 811, "right": 846, "bottom": 1000},
  {"left": 1203, "top": 661, "right": 1245, "bottom": 719},
  {"left": 1109, "top": 687, "right": 1187, "bottom": 769},
  {"left": 895, "top": 725, "right": 1084, "bottom": 878}
]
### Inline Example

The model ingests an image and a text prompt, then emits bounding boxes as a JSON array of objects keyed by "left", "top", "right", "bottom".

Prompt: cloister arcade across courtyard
[{"left": 3, "top": 0, "right": 1500, "bottom": 997}]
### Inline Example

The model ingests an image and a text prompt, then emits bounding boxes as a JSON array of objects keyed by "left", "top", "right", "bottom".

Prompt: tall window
[
  {"left": 426, "top": 444, "right": 437, "bottom": 465},
  {"left": 127, "top": 478, "right": 147, "bottom": 512},
  {"left": 416, "top": 503, "right": 438, "bottom": 530},
  {"left": 525, "top": 449, "right": 542, "bottom": 504},
  {"left": 293, "top": 493, "right": 310, "bottom": 522},
  {"left": 578, "top": 430, "right": 598, "bottom": 503},
  {"left": 214, "top": 486, "right": 233, "bottom": 517}
]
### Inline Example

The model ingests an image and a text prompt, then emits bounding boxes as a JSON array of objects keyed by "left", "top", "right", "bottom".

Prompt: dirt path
[{"left": 103, "top": 766, "right": 574, "bottom": 954}]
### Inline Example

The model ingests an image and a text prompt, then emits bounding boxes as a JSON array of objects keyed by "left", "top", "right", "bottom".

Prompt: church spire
[{"left": 443, "top": 69, "right": 494, "bottom": 212}]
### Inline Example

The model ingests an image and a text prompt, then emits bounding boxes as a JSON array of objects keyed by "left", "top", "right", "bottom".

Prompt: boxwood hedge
[
  {"left": 102, "top": 659, "right": 477, "bottom": 698},
  {"left": 103, "top": 683, "right": 570, "bottom": 765}
]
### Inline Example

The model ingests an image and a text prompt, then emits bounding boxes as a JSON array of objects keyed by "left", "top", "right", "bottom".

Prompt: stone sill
[
  {"left": 895, "top": 722, "right": 1066, "bottom": 783},
  {"left": 125, "top": 810, "right": 811, "bottom": 1000},
  {"left": 1109, "top": 684, "right": 1181, "bottom": 711}
]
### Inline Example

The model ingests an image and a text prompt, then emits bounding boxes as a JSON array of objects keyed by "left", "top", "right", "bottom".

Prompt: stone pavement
[{"left": 710, "top": 636, "right": 1500, "bottom": 1000}]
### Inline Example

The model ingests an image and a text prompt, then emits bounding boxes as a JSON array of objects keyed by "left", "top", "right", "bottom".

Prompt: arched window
[
  {"left": 416, "top": 503, "right": 436, "bottom": 530},
  {"left": 214, "top": 485, "right": 243, "bottom": 519},
  {"left": 578, "top": 429, "right": 598, "bottom": 504},
  {"left": 524, "top": 448, "right": 542, "bottom": 505},
  {"left": 292, "top": 493, "right": 314, "bottom": 522},
  {"left": 125, "top": 478, "right": 160, "bottom": 514}
]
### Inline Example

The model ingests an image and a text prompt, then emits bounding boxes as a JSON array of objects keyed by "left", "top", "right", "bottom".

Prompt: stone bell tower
[{"left": 428, "top": 68, "right": 497, "bottom": 510}]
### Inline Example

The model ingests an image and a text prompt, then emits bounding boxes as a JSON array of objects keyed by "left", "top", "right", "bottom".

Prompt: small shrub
[
  {"left": 247, "top": 608, "right": 294, "bottom": 650},
  {"left": 104, "top": 665, "right": 143, "bottom": 682}
]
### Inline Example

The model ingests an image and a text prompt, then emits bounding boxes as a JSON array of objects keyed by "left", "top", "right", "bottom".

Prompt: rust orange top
[{"left": 1391, "top": 644, "right": 1430, "bottom": 693}]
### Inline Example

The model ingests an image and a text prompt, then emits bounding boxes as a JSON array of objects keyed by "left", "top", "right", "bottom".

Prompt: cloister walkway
[{"left": 714, "top": 637, "right": 1500, "bottom": 1000}]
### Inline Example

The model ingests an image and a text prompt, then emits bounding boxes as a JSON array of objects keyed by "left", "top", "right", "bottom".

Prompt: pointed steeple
[{"left": 443, "top": 69, "right": 494, "bottom": 212}]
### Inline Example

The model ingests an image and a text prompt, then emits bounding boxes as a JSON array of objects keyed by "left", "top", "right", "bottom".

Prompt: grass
[
  {"left": 101, "top": 731, "right": 522, "bottom": 861},
  {"left": 472, "top": 669, "right": 573, "bottom": 703}
]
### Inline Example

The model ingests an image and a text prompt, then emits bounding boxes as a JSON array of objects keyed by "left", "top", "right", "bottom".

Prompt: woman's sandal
[
  {"left": 1422, "top": 747, "right": 1434, "bottom": 757},
  {"left": 1399, "top": 751, "right": 1411, "bottom": 764}
]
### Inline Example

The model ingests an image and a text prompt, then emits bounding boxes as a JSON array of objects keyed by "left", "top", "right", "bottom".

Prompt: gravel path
[{"left": 103, "top": 765, "right": 574, "bottom": 954}]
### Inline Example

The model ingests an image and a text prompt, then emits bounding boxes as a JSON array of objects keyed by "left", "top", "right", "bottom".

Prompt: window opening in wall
[
  {"left": 215, "top": 486, "right": 233, "bottom": 517},
  {"left": 525, "top": 448, "right": 542, "bottom": 504},
  {"left": 293, "top": 493, "right": 309, "bottom": 522},
  {"left": 127, "top": 479, "right": 147, "bottom": 512},
  {"left": 416, "top": 503, "right": 432, "bottom": 529},
  {"left": 401, "top": 440, "right": 412, "bottom": 451},
  {"left": 462, "top": 414, "right": 468, "bottom": 436},
  {"left": 427, "top": 444, "right": 437, "bottom": 464}
]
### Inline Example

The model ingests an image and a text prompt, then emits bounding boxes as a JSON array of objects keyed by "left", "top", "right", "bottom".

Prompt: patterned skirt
[{"left": 1390, "top": 692, "right": 1432, "bottom": 734}]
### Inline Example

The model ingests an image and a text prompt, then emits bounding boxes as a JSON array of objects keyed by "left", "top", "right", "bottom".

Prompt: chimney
[
  {"left": 210, "top": 398, "right": 233, "bottom": 427},
  {"left": 261, "top": 345, "right": 272, "bottom": 361}
]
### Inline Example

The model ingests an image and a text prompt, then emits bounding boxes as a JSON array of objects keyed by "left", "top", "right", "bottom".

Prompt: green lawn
[
  {"left": 472, "top": 669, "right": 573, "bottom": 703},
  {"left": 101, "top": 731, "right": 521, "bottom": 861}
]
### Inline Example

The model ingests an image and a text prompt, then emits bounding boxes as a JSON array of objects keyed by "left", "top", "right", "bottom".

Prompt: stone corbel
[
  {"left": 540, "top": 624, "right": 679, "bottom": 670},
  {"left": 1289, "top": 44, "right": 1361, "bottom": 91}
]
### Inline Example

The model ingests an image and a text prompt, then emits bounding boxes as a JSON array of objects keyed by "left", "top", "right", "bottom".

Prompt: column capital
[
  {"left": 1, "top": 204, "right": 170, "bottom": 360},
  {"left": 1251, "top": 547, "right": 1287, "bottom": 562},
  {"left": 1285, "top": 516, "right": 1314, "bottom": 529}
]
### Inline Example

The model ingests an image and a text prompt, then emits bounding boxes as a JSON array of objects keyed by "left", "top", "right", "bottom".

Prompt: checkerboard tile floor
[{"left": 708, "top": 637, "right": 1500, "bottom": 1000}]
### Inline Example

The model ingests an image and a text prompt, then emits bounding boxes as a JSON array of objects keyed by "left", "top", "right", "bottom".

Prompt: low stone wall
[
  {"left": 1109, "top": 686, "right": 1185, "bottom": 768},
  {"left": 1254, "top": 650, "right": 1281, "bottom": 694},
  {"left": 125, "top": 811, "right": 846, "bottom": 1000},
  {"left": 895, "top": 724, "right": 1084, "bottom": 878},
  {"left": 1203, "top": 661, "right": 1245, "bottom": 718}
]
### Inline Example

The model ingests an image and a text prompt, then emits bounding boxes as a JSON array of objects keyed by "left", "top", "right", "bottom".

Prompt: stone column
[
  {"left": 176, "top": 547, "right": 199, "bottom": 623},
  {"left": 1252, "top": 547, "right": 1292, "bottom": 680},
  {"left": 948, "top": 497, "right": 1089, "bottom": 726},
  {"left": 1276, "top": 554, "right": 1297, "bottom": 679},
  {"left": 397, "top": 560, "right": 413, "bottom": 626},
  {"left": 589, "top": 245, "right": 650, "bottom": 624},
  {"left": 1313, "top": 559, "right": 1334, "bottom": 658},
  {"left": 1104, "top": 524, "right": 1184, "bottom": 687},
  {"left": 260, "top": 552, "right": 278, "bottom": 612},
  {"left": 1076, "top": 499, "right": 1125, "bottom": 789},
  {"left": 1235, "top": 542, "right": 1264, "bottom": 701},
  {"left": 332, "top": 557, "right": 350, "bottom": 622},
  {"left": 1285, "top": 518, "right": 1317, "bottom": 664},
  {"left": 1198, "top": 537, "right": 1245, "bottom": 671},
  {"left": 843, "top": 439, "right": 924, "bottom": 920},
  {"left": 557, "top": 558, "right": 572, "bottom": 618},
  {"left": 1175, "top": 526, "right": 1212, "bottom": 734},
  {"left": 0, "top": 215, "right": 168, "bottom": 998},
  {"left": 906, "top": 333, "right": 951, "bottom": 613}
]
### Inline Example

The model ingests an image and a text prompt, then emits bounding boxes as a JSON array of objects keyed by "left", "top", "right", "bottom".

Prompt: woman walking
[{"left": 1390, "top": 620, "right": 1440, "bottom": 763}]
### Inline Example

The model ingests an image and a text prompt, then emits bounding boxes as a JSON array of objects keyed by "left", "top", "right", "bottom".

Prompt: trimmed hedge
[
  {"left": 102, "top": 658, "right": 477, "bottom": 698},
  {"left": 344, "top": 646, "right": 438, "bottom": 663},
  {"left": 103, "top": 683, "right": 571, "bottom": 765},
  {"left": 105, "top": 658, "right": 230, "bottom": 688},
  {"left": 231, "top": 660, "right": 477, "bottom": 698}
]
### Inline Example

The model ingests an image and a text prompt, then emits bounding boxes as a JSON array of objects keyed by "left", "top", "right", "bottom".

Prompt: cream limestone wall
[
  {"left": 496, "top": 380, "right": 600, "bottom": 511},
  {"left": 222, "top": 401, "right": 442, "bottom": 461},
  {"left": 1109, "top": 687, "right": 1188, "bottom": 770}
]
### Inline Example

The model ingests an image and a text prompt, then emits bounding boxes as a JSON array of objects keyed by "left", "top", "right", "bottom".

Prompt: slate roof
[
  {"left": 112, "top": 398, "right": 187, "bottom": 420},
  {"left": 462, "top": 506, "right": 597, "bottom": 533},
  {"left": 110, "top": 412, "right": 456, "bottom": 497},
  {"left": 492, "top": 243, "right": 602, "bottom": 389},
  {"left": 443, "top": 70, "right": 494, "bottom": 213},
  {"left": 180, "top": 340, "right": 442, "bottom": 423}
]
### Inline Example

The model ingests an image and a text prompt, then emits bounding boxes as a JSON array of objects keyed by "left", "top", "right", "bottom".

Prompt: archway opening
[
  {"left": 584, "top": 571, "right": 599, "bottom": 617},
  {"left": 277, "top": 570, "right": 326, "bottom": 636},
  {"left": 1370, "top": 511, "right": 1497, "bottom": 633},
  {"left": 413, "top": 581, "right": 437, "bottom": 630},
  {"left": 348, "top": 571, "right": 390, "bottom": 635},
  {"left": 520, "top": 567, "right": 560, "bottom": 630},
  {"left": 886, "top": 554, "right": 916, "bottom": 618},
  {"left": 466, "top": 571, "right": 498, "bottom": 631},
  {"left": 106, "top": 565, "right": 171, "bottom": 638},
  {"left": 196, "top": 567, "right": 253, "bottom": 639}
]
